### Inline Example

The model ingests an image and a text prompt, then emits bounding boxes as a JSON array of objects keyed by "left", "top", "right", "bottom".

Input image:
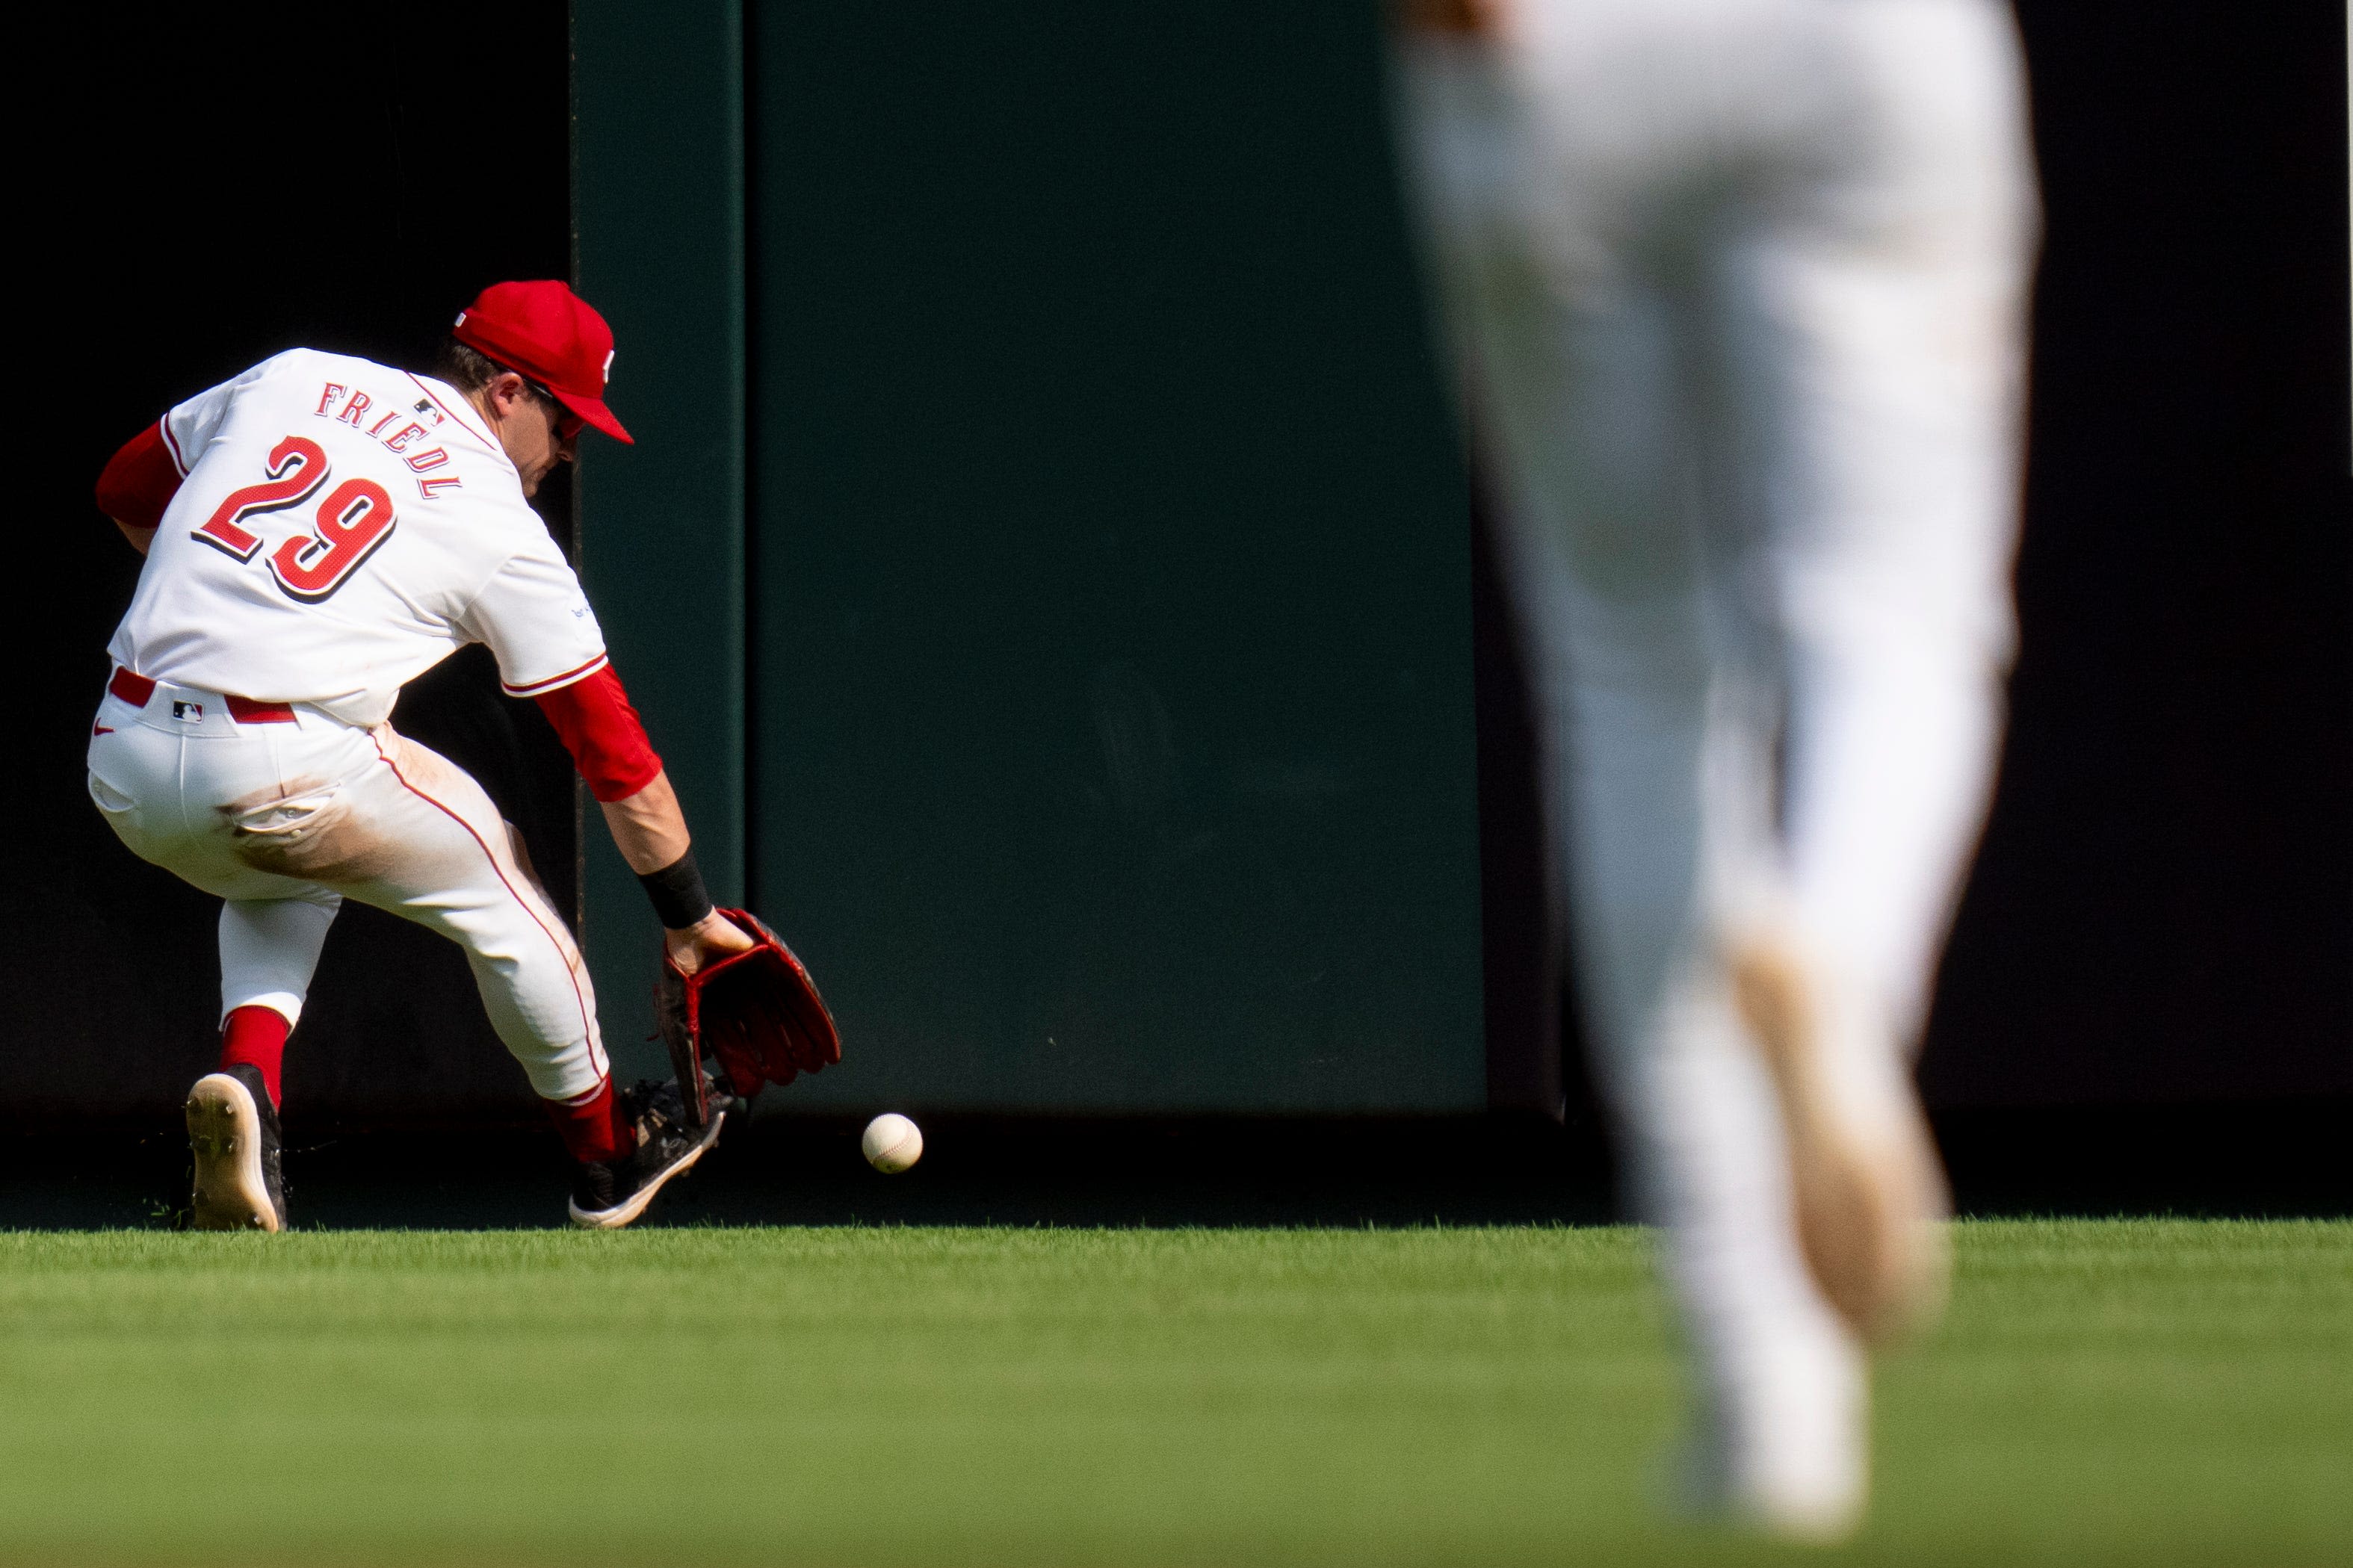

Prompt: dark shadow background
[
  {"left": 3, "top": 2, "right": 2346, "bottom": 1218},
  {"left": 10, "top": 3, "right": 580, "bottom": 1129},
  {"left": 1925, "top": 1, "right": 2352, "bottom": 1112}
]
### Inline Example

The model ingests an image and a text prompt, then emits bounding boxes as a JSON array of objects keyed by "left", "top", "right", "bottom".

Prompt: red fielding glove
[{"left": 654, "top": 908, "right": 841, "bottom": 1126}]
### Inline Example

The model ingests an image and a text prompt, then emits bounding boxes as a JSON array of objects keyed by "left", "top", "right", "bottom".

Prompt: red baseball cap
[{"left": 451, "top": 279, "right": 634, "bottom": 444}]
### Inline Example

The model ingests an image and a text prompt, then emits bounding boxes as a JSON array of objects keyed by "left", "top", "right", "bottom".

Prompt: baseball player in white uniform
[
  {"left": 91, "top": 280, "right": 755, "bottom": 1232},
  {"left": 1394, "top": 0, "right": 2038, "bottom": 1538}
]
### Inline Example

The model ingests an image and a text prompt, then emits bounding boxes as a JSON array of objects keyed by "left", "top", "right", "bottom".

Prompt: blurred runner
[{"left": 1394, "top": 0, "right": 2038, "bottom": 1537}]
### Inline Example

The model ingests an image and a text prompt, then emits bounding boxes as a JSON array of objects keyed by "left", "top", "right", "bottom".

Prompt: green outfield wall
[
  {"left": 575, "top": 1, "right": 1486, "bottom": 1111},
  {"left": 574, "top": 1, "right": 749, "bottom": 1077}
]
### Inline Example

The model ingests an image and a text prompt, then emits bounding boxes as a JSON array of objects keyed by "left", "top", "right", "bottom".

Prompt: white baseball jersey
[{"left": 108, "top": 348, "right": 607, "bottom": 727}]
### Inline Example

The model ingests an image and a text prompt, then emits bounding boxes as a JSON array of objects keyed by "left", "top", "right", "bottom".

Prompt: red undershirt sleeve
[
  {"left": 94, "top": 421, "right": 185, "bottom": 531},
  {"left": 533, "top": 664, "right": 664, "bottom": 802}
]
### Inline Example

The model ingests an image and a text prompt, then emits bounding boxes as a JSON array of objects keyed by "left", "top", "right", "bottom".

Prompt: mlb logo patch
[{"left": 170, "top": 700, "right": 205, "bottom": 722}]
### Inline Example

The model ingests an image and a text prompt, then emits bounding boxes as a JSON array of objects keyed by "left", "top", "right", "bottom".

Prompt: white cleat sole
[
  {"left": 567, "top": 1109, "right": 726, "bottom": 1231},
  {"left": 186, "top": 1073, "right": 279, "bottom": 1233},
  {"left": 1730, "top": 940, "right": 1949, "bottom": 1345}
]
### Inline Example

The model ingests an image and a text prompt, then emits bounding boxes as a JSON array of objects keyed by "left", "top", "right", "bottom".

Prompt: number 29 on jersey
[{"left": 191, "top": 435, "right": 396, "bottom": 604}]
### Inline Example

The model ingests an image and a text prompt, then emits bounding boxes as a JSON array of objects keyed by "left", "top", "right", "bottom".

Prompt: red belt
[{"left": 108, "top": 667, "right": 296, "bottom": 725}]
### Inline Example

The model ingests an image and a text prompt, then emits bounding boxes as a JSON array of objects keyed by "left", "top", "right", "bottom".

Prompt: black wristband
[{"left": 638, "top": 849, "right": 715, "bottom": 931}]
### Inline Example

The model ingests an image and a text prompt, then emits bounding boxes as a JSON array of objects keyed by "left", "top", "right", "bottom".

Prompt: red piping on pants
[{"left": 369, "top": 732, "right": 603, "bottom": 1082}]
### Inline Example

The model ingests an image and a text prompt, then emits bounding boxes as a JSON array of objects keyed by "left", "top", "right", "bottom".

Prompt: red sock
[
  {"left": 542, "top": 1079, "right": 635, "bottom": 1165},
  {"left": 219, "top": 1005, "right": 292, "bottom": 1109}
]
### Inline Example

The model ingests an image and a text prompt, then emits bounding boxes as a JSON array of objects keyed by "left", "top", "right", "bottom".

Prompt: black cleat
[
  {"left": 566, "top": 1079, "right": 727, "bottom": 1230},
  {"left": 186, "top": 1065, "right": 287, "bottom": 1232}
]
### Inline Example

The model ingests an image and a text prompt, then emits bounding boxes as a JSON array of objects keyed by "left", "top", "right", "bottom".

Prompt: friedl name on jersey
[{"left": 313, "top": 382, "right": 463, "bottom": 500}]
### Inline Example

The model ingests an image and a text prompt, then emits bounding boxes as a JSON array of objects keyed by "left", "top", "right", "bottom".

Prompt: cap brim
[{"left": 552, "top": 388, "right": 633, "bottom": 444}]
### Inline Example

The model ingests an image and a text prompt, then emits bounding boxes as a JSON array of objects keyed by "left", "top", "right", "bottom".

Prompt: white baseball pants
[
  {"left": 87, "top": 678, "right": 607, "bottom": 1102},
  {"left": 1398, "top": 0, "right": 2036, "bottom": 1509}
]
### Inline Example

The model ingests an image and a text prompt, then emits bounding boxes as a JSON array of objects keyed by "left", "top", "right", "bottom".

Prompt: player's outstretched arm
[
  {"left": 599, "top": 769, "right": 756, "bottom": 976},
  {"left": 535, "top": 661, "right": 840, "bottom": 1118},
  {"left": 532, "top": 666, "right": 752, "bottom": 976}
]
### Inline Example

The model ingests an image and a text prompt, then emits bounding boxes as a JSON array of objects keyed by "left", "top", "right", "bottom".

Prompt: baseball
[{"left": 861, "top": 1113, "right": 924, "bottom": 1173}]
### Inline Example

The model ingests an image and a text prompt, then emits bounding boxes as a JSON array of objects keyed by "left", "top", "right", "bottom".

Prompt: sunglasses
[{"left": 522, "top": 376, "right": 587, "bottom": 442}]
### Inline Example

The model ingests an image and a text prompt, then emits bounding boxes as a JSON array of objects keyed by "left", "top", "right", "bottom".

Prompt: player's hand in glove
[
  {"left": 667, "top": 908, "right": 758, "bottom": 976},
  {"left": 655, "top": 908, "right": 841, "bottom": 1127}
]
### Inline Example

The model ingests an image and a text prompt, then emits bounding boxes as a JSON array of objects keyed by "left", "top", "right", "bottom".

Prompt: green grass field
[{"left": 0, "top": 1220, "right": 2345, "bottom": 1567}]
